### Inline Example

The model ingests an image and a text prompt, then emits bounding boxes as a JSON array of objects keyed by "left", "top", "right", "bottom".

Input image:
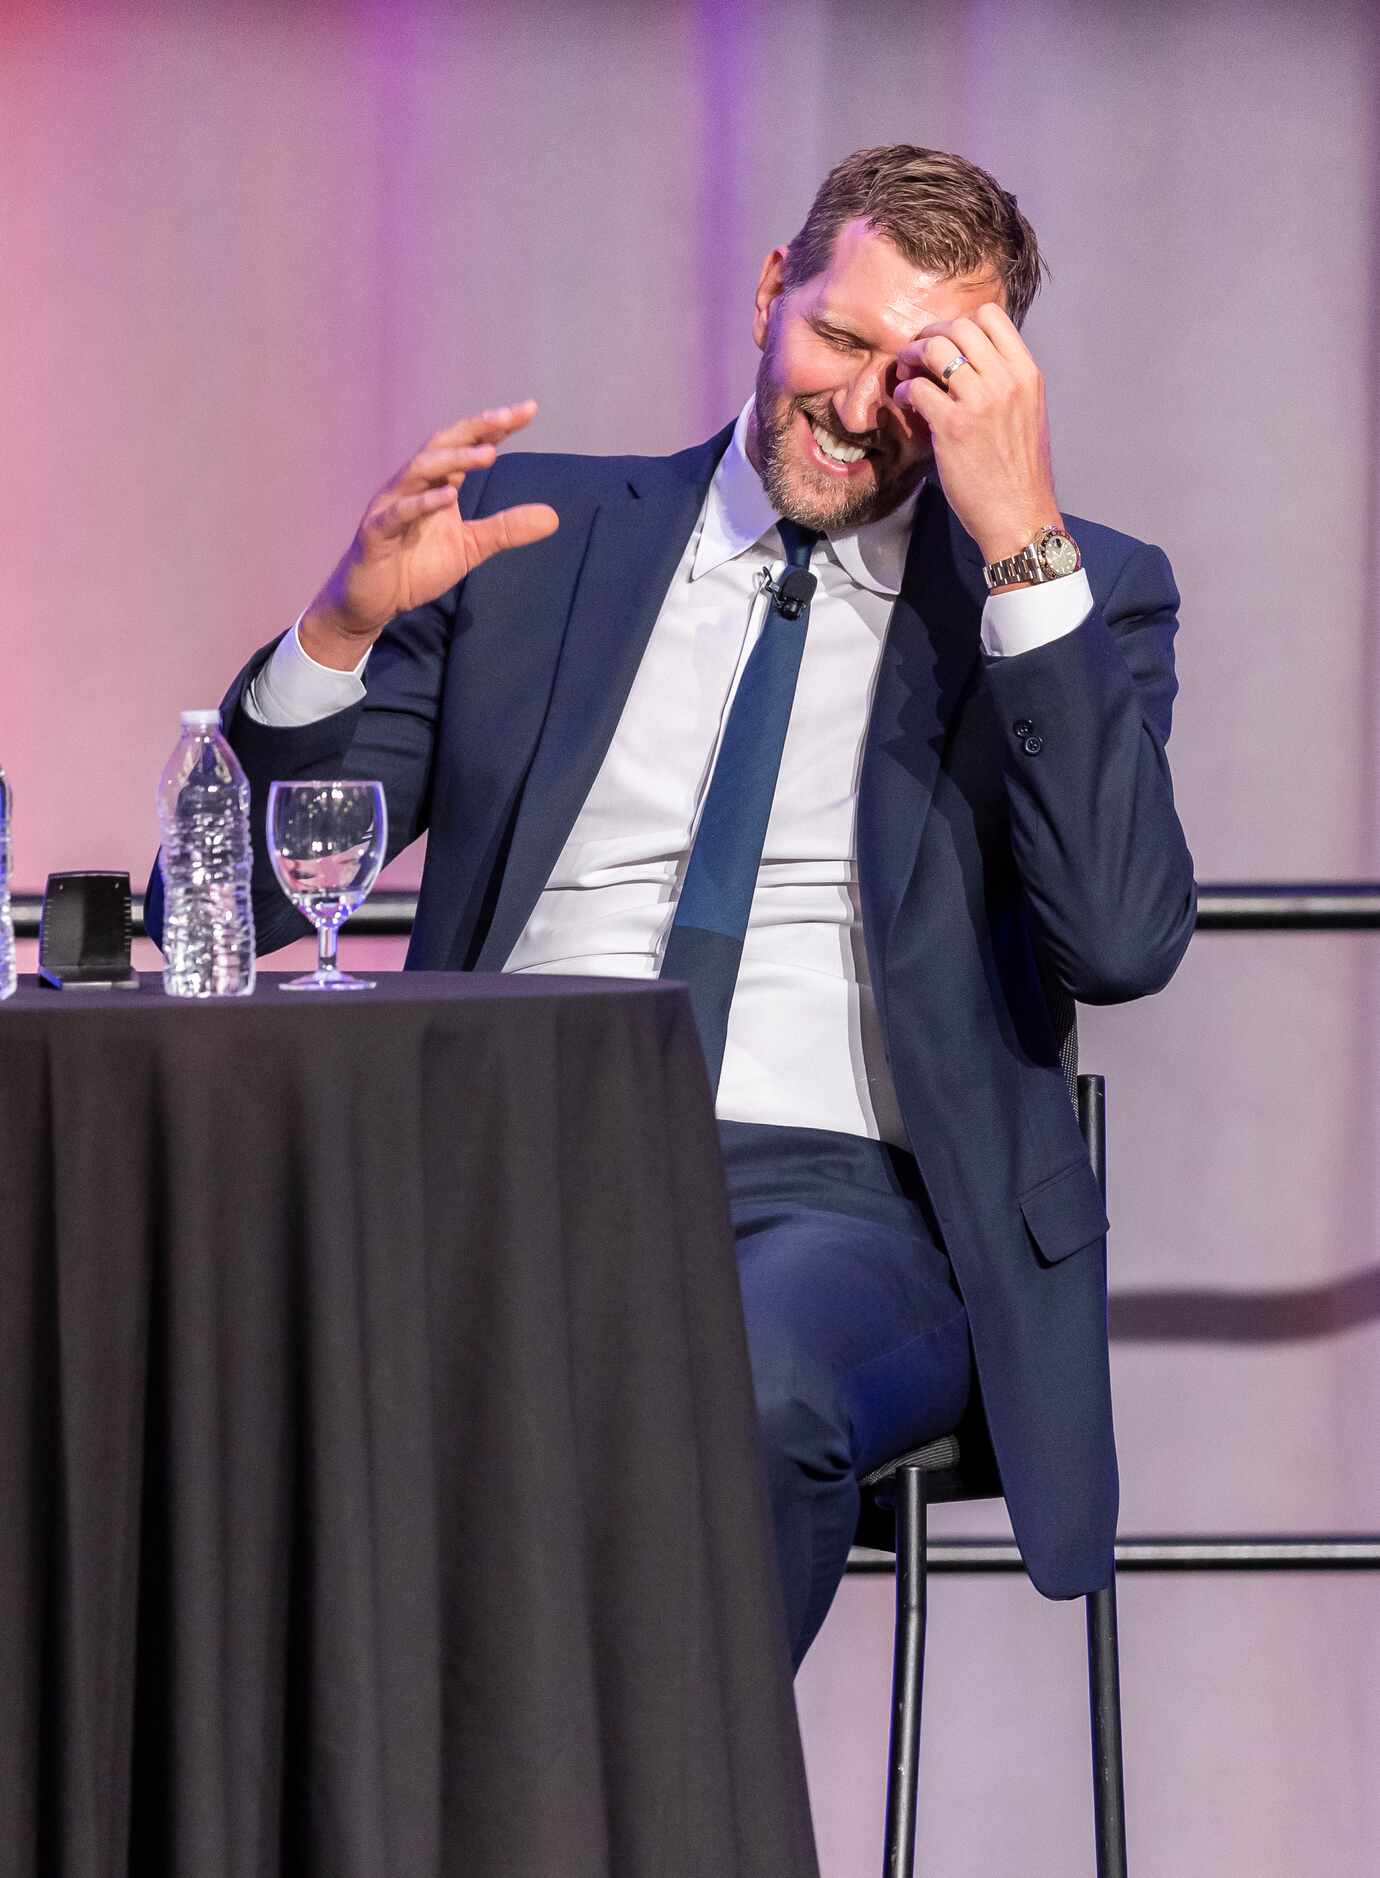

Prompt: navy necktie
[{"left": 660, "top": 519, "right": 821, "bottom": 1090}]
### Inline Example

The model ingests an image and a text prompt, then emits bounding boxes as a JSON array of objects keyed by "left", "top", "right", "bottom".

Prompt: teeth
[{"left": 811, "top": 422, "right": 865, "bottom": 464}]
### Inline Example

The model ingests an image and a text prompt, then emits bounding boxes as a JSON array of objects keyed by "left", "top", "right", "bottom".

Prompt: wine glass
[{"left": 267, "top": 780, "right": 388, "bottom": 990}]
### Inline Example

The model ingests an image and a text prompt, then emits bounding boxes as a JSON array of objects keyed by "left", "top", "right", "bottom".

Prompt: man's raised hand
[
  {"left": 300, "top": 401, "right": 559, "bottom": 669},
  {"left": 892, "top": 305, "right": 1061, "bottom": 568}
]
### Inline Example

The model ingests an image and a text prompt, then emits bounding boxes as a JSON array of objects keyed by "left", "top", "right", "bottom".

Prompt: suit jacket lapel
[
  {"left": 857, "top": 482, "right": 988, "bottom": 1009},
  {"left": 473, "top": 429, "right": 731, "bottom": 970}
]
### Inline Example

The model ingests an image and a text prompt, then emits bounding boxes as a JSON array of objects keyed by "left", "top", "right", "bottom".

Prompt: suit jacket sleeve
[
  {"left": 982, "top": 539, "right": 1196, "bottom": 1004},
  {"left": 144, "top": 599, "right": 452, "bottom": 955},
  {"left": 144, "top": 467, "right": 494, "bottom": 955}
]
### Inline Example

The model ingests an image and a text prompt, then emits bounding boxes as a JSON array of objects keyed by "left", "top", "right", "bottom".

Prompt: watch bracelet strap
[
  {"left": 983, "top": 543, "right": 1045, "bottom": 590},
  {"left": 982, "top": 528, "right": 1081, "bottom": 592}
]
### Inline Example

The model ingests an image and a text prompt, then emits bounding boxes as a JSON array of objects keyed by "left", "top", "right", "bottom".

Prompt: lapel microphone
[{"left": 757, "top": 567, "right": 818, "bottom": 621}]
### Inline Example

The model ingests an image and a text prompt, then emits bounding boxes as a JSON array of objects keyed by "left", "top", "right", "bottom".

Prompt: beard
[{"left": 751, "top": 339, "right": 928, "bottom": 533}]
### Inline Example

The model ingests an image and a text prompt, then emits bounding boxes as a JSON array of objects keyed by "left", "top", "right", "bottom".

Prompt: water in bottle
[
  {"left": 0, "top": 766, "right": 15, "bottom": 1000},
  {"left": 156, "top": 711, "right": 256, "bottom": 997}
]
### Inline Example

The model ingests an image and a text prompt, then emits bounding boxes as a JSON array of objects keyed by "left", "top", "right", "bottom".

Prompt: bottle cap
[{"left": 180, "top": 709, "right": 221, "bottom": 728}]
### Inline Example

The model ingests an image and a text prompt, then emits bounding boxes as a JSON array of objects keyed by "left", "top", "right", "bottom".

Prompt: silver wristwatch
[{"left": 982, "top": 525, "right": 1082, "bottom": 592}]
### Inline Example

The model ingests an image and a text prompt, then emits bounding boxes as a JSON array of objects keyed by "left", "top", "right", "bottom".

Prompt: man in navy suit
[{"left": 153, "top": 147, "right": 1195, "bottom": 1668}]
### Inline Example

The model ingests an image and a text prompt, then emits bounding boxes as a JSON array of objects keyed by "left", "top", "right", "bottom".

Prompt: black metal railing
[
  {"left": 9, "top": 880, "right": 1380, "bottom": 939},
  {"left": 847, "top": 1535, "right": 1380, "bottom": 1574}
]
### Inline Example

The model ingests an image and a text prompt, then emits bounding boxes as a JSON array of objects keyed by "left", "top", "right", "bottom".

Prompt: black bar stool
[{"left": 856, "top": 1073, "right": 1127, "bottom": 1878}]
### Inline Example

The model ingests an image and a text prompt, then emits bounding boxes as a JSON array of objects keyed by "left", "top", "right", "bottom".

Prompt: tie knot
[{"left": 776, "top": 519, "right": 821, "bottom": 569}]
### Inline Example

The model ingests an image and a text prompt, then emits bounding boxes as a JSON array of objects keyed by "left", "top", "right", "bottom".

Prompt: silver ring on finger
[{"left": 940, "top": 352, "right": 971, "bottom": 386}]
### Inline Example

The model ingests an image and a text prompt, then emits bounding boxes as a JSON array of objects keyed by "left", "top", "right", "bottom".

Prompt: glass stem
[{"left": 317, "top": 918, "right": 340, "bottom": 977}]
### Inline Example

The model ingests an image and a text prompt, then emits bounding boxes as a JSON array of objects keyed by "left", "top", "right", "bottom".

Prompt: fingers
[
  {"left": 407, "top": 441, "right": 498, "bottom": 491},
  {"left": 894, "top": 370, "right": 949, "bottom": 429},
  {"left": 427, "top": 399, "right": 539, "bottom": 453},
  {"left": 366, "top": 493, "right": 560, "bottom": 565},
  {"left": 970, "top": 301, "right": 1032, "bottom": 366},
  {"left": 369, "top": 485, "right": 461, "bottom": 538},
  {"left": 464, "top": 502, "right": 560, "bottom": 567},
  {"left": 386, "top": 399, "right": 540, "bottom": 501},
  {"left": 894, "top": 358, "right": 956, "bottom": 427},
  {"left": 896, "top": 321, "right": 958, "bottom": 382},
  {"left": 901, "top": 316, "right": 1004, "bottom": 391}
]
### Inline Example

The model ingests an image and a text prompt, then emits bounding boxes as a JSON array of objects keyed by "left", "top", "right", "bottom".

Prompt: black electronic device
[
  {"left": 758, "top": 566, "right": 818, "bottom": 621},
  {"left": 774, "top": 569, "right": 817, "bottom": 620},
  {"left": 38, "top": 871, "right": 140, "bottom": 989}
]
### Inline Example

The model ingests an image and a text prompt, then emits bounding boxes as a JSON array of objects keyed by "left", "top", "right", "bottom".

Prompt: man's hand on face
[
  {"left": 892, "top": 304, "right": 1062, "bottom": 568},
  {"left": 300, "top": 402, "right": 560, "bottom": 670}
]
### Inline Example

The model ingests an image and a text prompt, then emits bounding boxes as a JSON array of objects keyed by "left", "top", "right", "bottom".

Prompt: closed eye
[{"left": 810, "top": 319, "right": 866, "bottom": 352}]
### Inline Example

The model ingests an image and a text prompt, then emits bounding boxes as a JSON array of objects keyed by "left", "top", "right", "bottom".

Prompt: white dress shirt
[{"left": 247, "top": 403, "right": 1091, "bottom": 1142}]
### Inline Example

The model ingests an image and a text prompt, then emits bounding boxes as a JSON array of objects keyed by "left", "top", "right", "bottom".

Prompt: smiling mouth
[{"left": 800, "top": 410, "right": 877, "bottom": 474}]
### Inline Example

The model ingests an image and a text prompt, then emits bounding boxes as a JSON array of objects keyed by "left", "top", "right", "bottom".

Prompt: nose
[{"left": 834, "top": 356, "right": 900, "bottom": 439}]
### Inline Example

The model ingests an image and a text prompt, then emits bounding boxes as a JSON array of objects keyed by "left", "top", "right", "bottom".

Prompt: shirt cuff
[
  {"left": 979, "top": 568, "right": 1093, "bottom": 659},
  {"left": 242, "top": 615, "right": 371, "bottom": 726}
]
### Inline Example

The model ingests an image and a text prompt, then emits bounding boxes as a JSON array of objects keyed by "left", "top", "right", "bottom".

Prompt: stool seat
[
  {"left": 856, "top": 1434, "right": 1002, "bottom": 1551},
  {"left": 860, "top": 1435, "right": 960, "bottom": 1488}
]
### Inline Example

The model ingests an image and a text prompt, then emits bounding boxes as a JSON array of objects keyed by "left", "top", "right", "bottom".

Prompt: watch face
[{"left": 1041, "top": 532, "right": 1080, "bottom": 576}]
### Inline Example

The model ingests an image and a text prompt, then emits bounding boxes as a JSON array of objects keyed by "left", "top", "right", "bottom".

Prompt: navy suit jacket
[{"left": 149, "top": 422, "right": 1195, "bottom": 1597}]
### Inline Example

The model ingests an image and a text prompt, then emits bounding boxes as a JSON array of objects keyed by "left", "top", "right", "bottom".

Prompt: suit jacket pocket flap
[{"left": 1018, "top": 1158, "right": 1109, "bottom": 1265}]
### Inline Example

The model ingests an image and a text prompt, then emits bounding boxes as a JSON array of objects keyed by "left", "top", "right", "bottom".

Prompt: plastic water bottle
[
  {"left": 156, "top": 711, "right": 256, "bottom": 997},
  {"left": 0, "top": 766, "right": 15, "bottom": 1000}
]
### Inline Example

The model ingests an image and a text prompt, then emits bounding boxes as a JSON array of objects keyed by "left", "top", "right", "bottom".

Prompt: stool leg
[
  {"left": 1086, "top": 1576, "right": 1128, "bottom": 1877},
  {"left": 882, "top": 1465, "right": 927, "bottom": 1878}
]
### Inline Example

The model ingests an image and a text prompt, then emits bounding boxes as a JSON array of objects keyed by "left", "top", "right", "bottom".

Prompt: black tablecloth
[{"left": 0, "top": 973, "right": 818, "bottom": 1878}]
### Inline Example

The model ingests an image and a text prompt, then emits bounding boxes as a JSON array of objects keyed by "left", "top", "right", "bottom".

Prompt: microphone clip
[{"left": 757, "top": 565, "right": 818, "bottom": 622}]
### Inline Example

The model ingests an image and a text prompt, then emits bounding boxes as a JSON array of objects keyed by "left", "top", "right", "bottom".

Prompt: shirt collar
[{"left": 691, "top": 399, "right": 921, "bottom": 597}]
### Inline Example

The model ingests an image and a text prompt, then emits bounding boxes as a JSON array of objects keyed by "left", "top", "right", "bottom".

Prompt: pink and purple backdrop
[{"left": 2, "top": 2, "right": 1377, "bottom": 1872}]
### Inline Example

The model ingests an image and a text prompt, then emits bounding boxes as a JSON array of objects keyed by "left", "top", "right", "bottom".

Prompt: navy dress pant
[{"left": 719, "top": 1121, "right": 975, "bottom": 1669}]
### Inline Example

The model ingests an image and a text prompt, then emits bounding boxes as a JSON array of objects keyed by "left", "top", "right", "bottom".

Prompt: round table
[{"left": 0, "top": 972, "right": 818, "bottom": 1878}]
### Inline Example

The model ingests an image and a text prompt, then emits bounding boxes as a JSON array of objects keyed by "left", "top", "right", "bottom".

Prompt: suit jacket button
[
  {"left": 1013, "top": 718, "right": 1033, "bottom": 737},
  {"left": 1023, "top": 733, "right": 1044, "bottom": 755}
]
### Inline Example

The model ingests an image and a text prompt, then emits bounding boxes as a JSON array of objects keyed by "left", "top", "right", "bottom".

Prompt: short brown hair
[{"left": 782, "top": 145, "right": 1047, "bottom": 327}]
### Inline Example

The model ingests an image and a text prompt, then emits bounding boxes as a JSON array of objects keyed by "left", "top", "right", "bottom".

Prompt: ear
[{"left": 752, "top": 246, "right": 790, "bottom": 352}]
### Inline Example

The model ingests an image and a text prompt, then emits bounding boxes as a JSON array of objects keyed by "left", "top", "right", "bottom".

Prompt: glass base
[{"left": 280, "top": 967, "right": 376, "bottom": 992}]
